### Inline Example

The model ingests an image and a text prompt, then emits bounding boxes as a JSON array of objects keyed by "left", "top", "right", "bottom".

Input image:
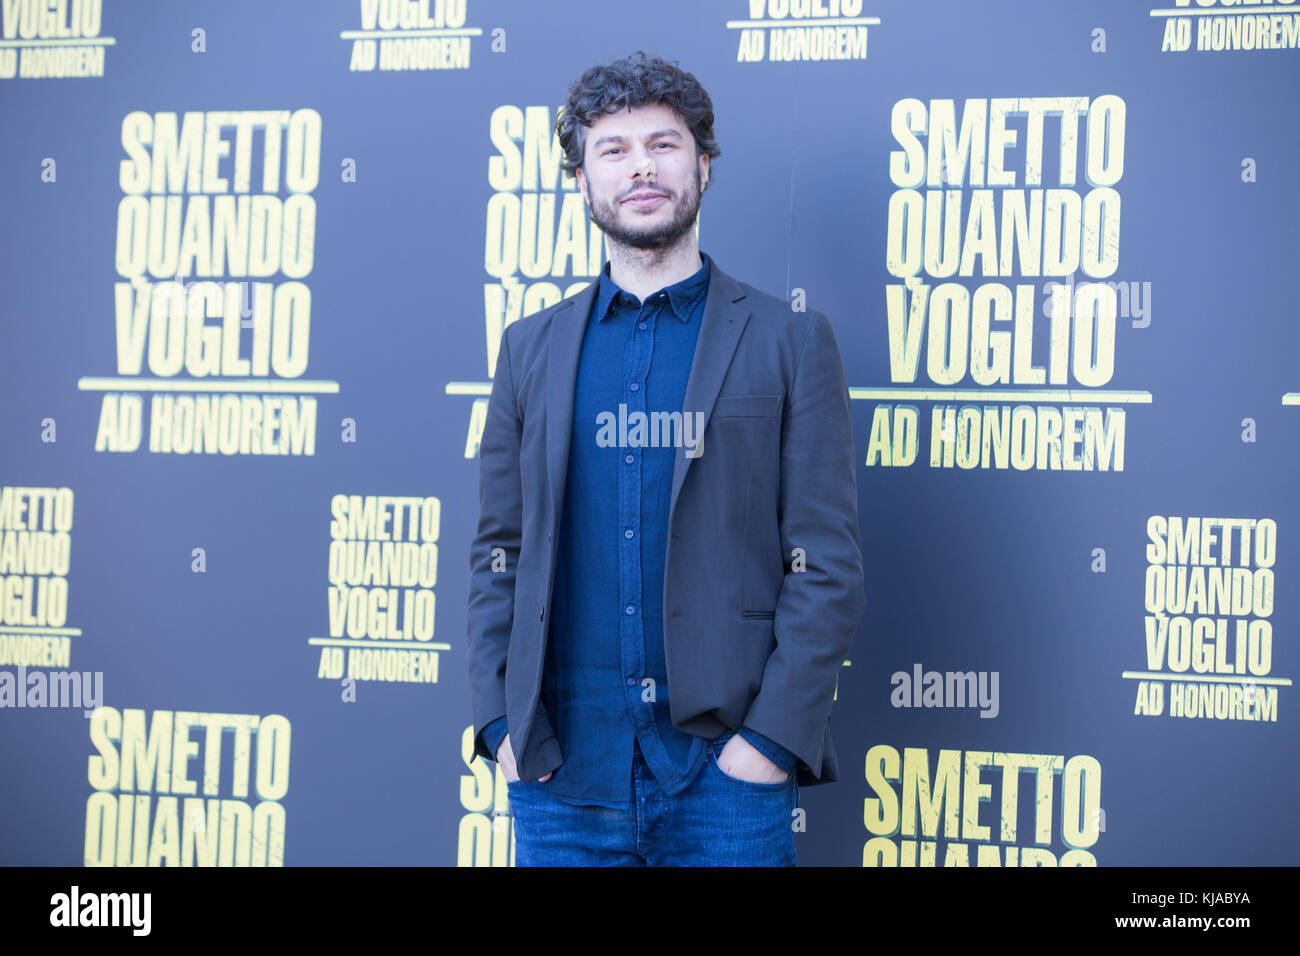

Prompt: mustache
[{"left": 620, "top": 186, "right": 671, "bottom": 201}]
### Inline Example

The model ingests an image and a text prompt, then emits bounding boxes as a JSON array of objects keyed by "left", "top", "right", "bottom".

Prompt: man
[{"left": 466, "top": 51, "right": 864, "bottom": 866}]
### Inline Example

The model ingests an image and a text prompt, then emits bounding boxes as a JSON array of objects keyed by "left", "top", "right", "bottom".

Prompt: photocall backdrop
[{"left": 1, "top": 0, "right": 1297, "bottom": 867}]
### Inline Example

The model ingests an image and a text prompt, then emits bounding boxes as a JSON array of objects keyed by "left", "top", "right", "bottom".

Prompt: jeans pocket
[{"left": 707, "top": 744, "right": 790, "bottom": 790}]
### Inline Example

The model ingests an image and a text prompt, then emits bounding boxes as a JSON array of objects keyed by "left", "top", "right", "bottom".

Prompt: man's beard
[{"left": 586, "top": 165, "right": 702, "bottom": 251}]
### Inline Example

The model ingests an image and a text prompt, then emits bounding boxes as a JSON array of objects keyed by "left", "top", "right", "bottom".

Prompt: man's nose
[{"left": 632, "top": 152, "right": 655, "bottom": 181}]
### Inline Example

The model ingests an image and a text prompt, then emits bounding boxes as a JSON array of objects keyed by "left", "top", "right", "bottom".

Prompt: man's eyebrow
[{"left": 591, "top": 129, "right": 683, "bottom": 148}]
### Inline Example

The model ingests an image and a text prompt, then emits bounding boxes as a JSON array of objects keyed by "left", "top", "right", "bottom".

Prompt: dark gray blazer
[{"left": 466, "top": 256, "right": 865, "bottom": 786}]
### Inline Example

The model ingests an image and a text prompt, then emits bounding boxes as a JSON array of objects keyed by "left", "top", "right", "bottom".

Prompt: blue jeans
[{"left": 505, "top": 730, "right": 798, "bottom": 866}]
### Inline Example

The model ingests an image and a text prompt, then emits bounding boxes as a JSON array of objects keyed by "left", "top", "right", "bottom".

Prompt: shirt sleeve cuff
[
  {"left": 481, "top": 716, "right": 509, "bottom": 761},
  {"left": 737, "top": 727, "right": 798, "bottom": 774}
]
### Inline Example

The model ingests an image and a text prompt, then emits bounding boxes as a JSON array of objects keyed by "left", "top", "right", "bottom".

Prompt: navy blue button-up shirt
[{"left": 483, "top": 251, "right": 795, "bottom": 806}]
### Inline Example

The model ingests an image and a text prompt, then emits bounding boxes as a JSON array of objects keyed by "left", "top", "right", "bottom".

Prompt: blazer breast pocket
[{"left": 711, "top": 394, "right": 783, "bottom": 420}]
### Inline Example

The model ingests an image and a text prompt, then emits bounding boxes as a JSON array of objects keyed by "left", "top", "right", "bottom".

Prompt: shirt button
[
  {"left": 624, "top": 529, "right": 634, "bottom": 538},
  {"left": 638, "top": 322, "right": 647, "bottom": 330},
  {"left": 624, "top": 454, "right": 634, "bottom": 464},
  {"left": 625, "top": 605, "right": 635, "bottom": 615},
  {"left": 629, "top": 382, "right": 639, "bottom": 391},
  {"left": 627, "top": 678, "right": 638, "bottom": 686}
]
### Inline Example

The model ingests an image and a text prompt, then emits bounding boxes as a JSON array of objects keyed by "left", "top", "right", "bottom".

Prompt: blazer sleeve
[
  {"left": 466, "top": 324, "right": 523, "bottom": 762},
  {"left": 739, "top": 310, "right": 866, "bottom": 775}
]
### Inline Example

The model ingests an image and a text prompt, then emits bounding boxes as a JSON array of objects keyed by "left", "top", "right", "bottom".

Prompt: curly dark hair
[{"left": 555, "top": 51, "right": 719, "bottom": 189}]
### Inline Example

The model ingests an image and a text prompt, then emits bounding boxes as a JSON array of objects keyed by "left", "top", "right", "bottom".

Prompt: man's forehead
[{"left": 588, "top": 104, "right": 687, "bottom": 138}]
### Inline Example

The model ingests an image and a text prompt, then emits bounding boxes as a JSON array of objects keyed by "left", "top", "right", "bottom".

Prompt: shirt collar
[{"left": 593, "top": 251, "right": 712, "bottom": 324}]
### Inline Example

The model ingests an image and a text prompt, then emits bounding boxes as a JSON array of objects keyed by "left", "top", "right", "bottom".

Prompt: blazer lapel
[
  {"left": 546, "top": 286, "right": 597, "bottom": 527},
  {"left": 670, "top": 263, "right": 751, "bottom": 528}
]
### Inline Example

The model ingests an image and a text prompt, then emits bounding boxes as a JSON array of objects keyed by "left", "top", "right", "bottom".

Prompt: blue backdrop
[{"left": 1, "top": 0, "right": 1297, "bottom": 866}]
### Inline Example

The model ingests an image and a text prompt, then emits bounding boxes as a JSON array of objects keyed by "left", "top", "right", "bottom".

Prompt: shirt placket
[{"left": 620, "top": 296, "right": 657, "bottom": 740}]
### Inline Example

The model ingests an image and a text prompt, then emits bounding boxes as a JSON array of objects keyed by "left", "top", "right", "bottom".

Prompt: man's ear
[
  {"left": 699, "top": 153, "right": 710, "bottom": 191},
  {"left": 576, "top": 166, "right": 588, "bottom": 203}
]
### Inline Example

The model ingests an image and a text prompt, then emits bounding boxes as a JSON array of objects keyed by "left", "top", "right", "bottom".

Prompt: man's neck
[{"left": 606, "top": 237, "right": 704, "bottom": 303}]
